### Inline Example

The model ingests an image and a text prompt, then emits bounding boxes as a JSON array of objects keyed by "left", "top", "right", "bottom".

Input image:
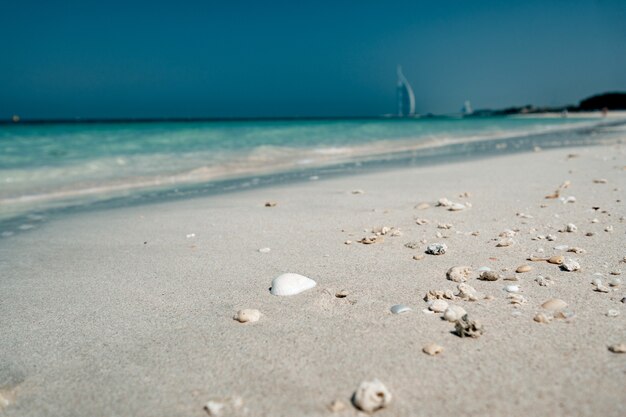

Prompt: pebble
[
  {"left": 454, "top": 315, "right": 484, "bottom": 338},
  {"left": 204, "top": 396, "right": 247, "bottom": 417},
  {"left": 415, "top": 202, "right": 430, "bottom": 210},
  {"left": 608, "top": 277, "right": 622, "bottom": 287},
  {"left": 233, "top": 309, "right": 261, "bottom": 323},
  {"left": 478, "top": 270, "right": 501, "bottom": 281},
  {"left": 428, "top": 299, "right": 449, "bottom": 313},
  {"left": 352, "top": 379, "right": 392, "bottom": 413},
  {"left": 424, "top": 289, "right": 456, "bottom": 301},
  {"left": 546, "top": 234, "right": 557, "bottom": 241},
  {"left": 541, "top": 298, "right": 567, "bottom": 310},
  {"left": 264, "top": 201, "right": 277, "bottom": 207},
  {"left": 449, "top": 203, "right": 466, "bottom": 211},
  {"left": 270, "top": 273, "right": 317, "bottom": 296},
  {"left": 548, "top": 255, "right": 564, "bottom": 265},
  {"left": 504, "top": 285, "right": 519, "bottom": 293},
  {"left": 415, "top": 218, "right": 429, "bottom": 225},
  {"left": 554, "top": 245, "right": 569, "bottom": 251},
  {"left": 592, "top": 279, "right": 610, "bottom": 293},
  {"left": 535, "top": 276, "right": 554, "bottom": 286},
  {"left": 422, "top": 343, "right": 444, "bottom": 356},
  {"left": 516, "top": 265, "right": 532, "bottom": 273},
  {"left": 496, "top": 238, "right": 514, "bottom": 247},
  {"left": 608, "top": 344, "right": 626, "bottom": 353},
  {"left": 358, "top": 236, "right": 383, "bottom": 244},
  {"left": 351, "top": 189, "right": 365, "bottom": 195},
  {"left": 327, "top": 400, "right": 346, "bottom": 413},
  {"left": 426, "top": 243, "right": 447, "bottom": 255},
  {"left": 443, "top": 305, "right": 467, "bottom": 322},
  {"left": 404, "top": 241, "right": 420, "bottom": 249},
  {"left": 499, "top": 229, "right": 517, "bottom": 238},
  {"left": 534, "top": 312, "right": 552, "bottom": 323},
  {"left": 446, "top": 266, "right": 472, "bottom": 283},
  {"left": 565, "top": 223, "right": 578, "bottom": 232},
  {"left": 258, "top": 247, "right": 271, "bottom": 253},
  {"left": 567, "top": 247, "right": 586, "bottom": 254},
  {"left": 390, "top": 304, "right": 412, "bottom": 315},
  {"left": 436, "top": 197, "right": 453, "bottom": 207},
  {"left": 456, "top": 283, "right": 479, "bottom": 301},
  {"left": 508, "top": 294, "right": 527, "bottom": 305},
  {"left": 606, "top": 309, "right": 620, "bottom": 318},
  {"left": 593, "top": 178, "right": 608, "bottom": 184},
  {"left": 560, "top": 258, "right": 580, "bottom": 272},
  {"left": 412, "top": 254, "right": 425, "bottom": 261},
  {"left": 344, "top": 240, "right": 352, "bottom": 245},
  {"left": 605, "top": 225, "right": 614, "bottom": 232}
]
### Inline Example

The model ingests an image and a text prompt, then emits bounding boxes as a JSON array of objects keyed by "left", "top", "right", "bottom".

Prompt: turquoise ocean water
[{"left": 0, "top": 116, "right": 623, "bottom": 232}]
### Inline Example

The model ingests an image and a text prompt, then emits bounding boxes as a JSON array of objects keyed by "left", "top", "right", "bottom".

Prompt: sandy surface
[{"left": 1, "top": 144, "right": 625, "bottom": 417}]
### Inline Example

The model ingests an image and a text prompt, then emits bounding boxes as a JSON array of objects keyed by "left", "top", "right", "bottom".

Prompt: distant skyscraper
[{"left": 397, "top": 65, "right": 416, "bottom": 117}]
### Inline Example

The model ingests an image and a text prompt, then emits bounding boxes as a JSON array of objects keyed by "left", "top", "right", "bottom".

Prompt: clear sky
[{"left": 1, "top": 0, "right": 625, "bottom": 119}]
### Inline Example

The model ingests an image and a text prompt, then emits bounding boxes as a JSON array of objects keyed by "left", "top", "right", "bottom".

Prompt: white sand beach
[{"left": 1, "top": 143, "right": 625, "bottom": 417}]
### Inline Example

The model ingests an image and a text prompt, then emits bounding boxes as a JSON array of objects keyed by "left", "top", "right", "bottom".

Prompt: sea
[{"left": 1, "top": 116, "right": 624, "bottom": 235}]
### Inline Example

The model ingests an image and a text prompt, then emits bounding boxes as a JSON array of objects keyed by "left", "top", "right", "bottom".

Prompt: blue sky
[{"left": 1, "top": 0, "right": 625, "bottom": 119}]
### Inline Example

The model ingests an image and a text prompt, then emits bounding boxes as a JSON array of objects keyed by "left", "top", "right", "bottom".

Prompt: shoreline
[
  {"left": 2, "top": 118, "right": 625, "bottom": 233},
  {"left": 0, "top": 142, "right": 625, "bottom": 416}
]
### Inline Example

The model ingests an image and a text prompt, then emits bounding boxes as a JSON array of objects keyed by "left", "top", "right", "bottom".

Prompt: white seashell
[
  {"left": 270, "top": 273, "right": 316, "bottom": 296},
  {"left": 428, "top": 299, "right": 449, "bottom": 313},
  {"left": 608, "top": 277, "right": 622, "bottom": 287},
  {"left": 496, "top": 238, "right": 514, "bottom": 247},
  {"left": 554, "top": 245, "right": 569, "bottom": 251},
  {"left": 390, "top": 304, "right": 412, "bottom": 314},
  {"left": 504, "top": 285, "right": 519, "bottom": 293},
  {"left": 456, "top": 283, "right": 479, "bottom": 301},
  {"left": 443, "top": 305, "right": 467, "bottom": 322},
  {"left": 352, "top": 379, "right": 392, "bottom": 413},
  {"left": 233, "top": 309, "right": 261, "bottom": 323},
  {"left": 449, "top": 203, "right": 466, "bottom": 211},
  {"left": 258, "top": 247, "right": 271, "bottom": 253},
  {"left": 422, "top": 343, "right": 444, "bottom": 356},
  {"left": 565, "top": 223, "right": 577, "bottom": 232},
  {"left": 606, "top": 309, "right": 620, "bottom": 317},
  {"left": 477, "top": 266, "right": 491, "bottom": 272},
  {"left": 204, "top": 396, "right": 247, "bottom": 417},
  {"left": 426, "top": 243, "right": 447, "bottom": 255}
]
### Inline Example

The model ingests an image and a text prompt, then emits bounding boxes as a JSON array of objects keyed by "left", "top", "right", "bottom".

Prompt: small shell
[
  {"left": 541, "top": 298, "right": 567, "bottom": 310},
  {"left": 504, "top": 285, "right": 519, "bottom": 293},
  {"left": 233, "top": 309, "right": 261, "bottom": 323},
  {"left": 608, "top": 343, "right": 626, "bottom": 353},
  {"left": 565, "top": 223, "right": 578, "bottom": 232},
  {"left": 428, "top": 299, "right": 449, "bottom": 313},
  {"left": 258, "top": 247, "right": 271, "bottom": 253},
  {"left": 606, "top": 309, "right": 620, "bottom": 318},
  {"left": 415, "top": 202, "right": 430, "bottom": 210},
  {"left": 554, "top": 245, "right": 569, "bottom": 251},
  {"left": 449, "top": 203, "right": 466, "bottom": 211},
  {"left": 454, "top": 315, "right": 484, "bottom": 338},
  {"left": 456, "top": 283, "right": 479, "bottom": 301},
  {"left": 496, "top": 238, "right": 514, "bottom": 247},
  {"left": 535, "top": 276, "right": 554, "bottom": 286},
  {"left": 390, "top": 304, "right": 412, "bottom": 314},
  {"left": 534, "top": 312, "right": 552, "bottom": 323},
  {"left": 478, "top": 270, "right": 501, "bottom": 281},
  {"left": 422, "top": 343, "right": 444, "bottom": 356},
  {"left": 352, "top": 379, "right": 392, "bottom": 413},
  {"left": 425, "top": 243, "right": 447, "bottom": 255},
  {"left": 477, "top": 266, "right": 492, "bottom": 272},
  {"left": 412, "top": 254, "right": 425, "bottom": 261},
  {"left": 270, "top": 273, "right": 317, "bottom": 296},
  {"left": 264, "top": 201, "right": 277, "bottom": 207},
  {"left": 508, "top": 293, "right": 527, "bottom": 304},
  {"left": 516, "top": 265, "right": 532, "bottom": 273},
  {"left": 608, "top": 277, "right": 622, "bottom": 287},
  {"left": 446, "top": 266, "right": 472, "bottom": 283},
  {"left": 443, "top": 305, "right": 467, "bottom": 322},
  {"left": 547, "top": 255, "right": 564, "bottom": 265},
  {"left": 499, "top": 229, "right": 516, "bottom": 238}
]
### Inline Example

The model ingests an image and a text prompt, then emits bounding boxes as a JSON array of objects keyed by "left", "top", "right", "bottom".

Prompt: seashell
[
  {"left": 516, "top": 212, "right": 533, "bottom": 219},
  {"left": 565, "top": 223, "right": 577, "bottom": 232},
  {"left": 412, "top": 254, "right": 425, "bottom": 261},
  {"left": 415, "top": 202, "right": 430, "bottom": 210},
  {"left": 496, "top": 238, "right": 514, "bottom": 247},
  {"left": 428, "top": 299, "right": 449, "bottom": 313},
  {"left": 553, "top": 310, "right": 575, "bottom": 320},
  {"left": 541, "top": 298, "right": 567, "bottom": 310},
  {"left": 415, "top": 218, "right": 429, "bottom": 225},
  {"left": 233, "top": 309, "right": 261, "bottom": 323},
  {"left": 478, "top": 270, "right": 501, "bottom": 281},
  {"left": 547, "top": 255, "right": 564, "bottom": 265},
  {"left": 358, "top": 236, "right": 383, "bottom": 244},
  {"left": 454, "top": 315, "right": 484, "bottom": 338},
  {"left": 608, "top": 277, "right": 622, "bottom": 287},
  {"left": 327, "top": 400, "right": 346, "bottom": 412},
  {"left": 425, "top": 243, "right": 447, "bottom": 255},
  {"left": 344, "top": 240, "right": 352, "bottom": 245},
  {"left": 449, "top": 203, "right": 466, "bottom": 211},
  {"left": 606, "top": 309, "right": 620, "bottom": 318},
  {"left": 504, "top": 285, "right": 519, "bottom": 293},
  {"left": 534, "top": 312, "right": 552, "bottom": 323},
  {"left": 351, "top": 189, "right": 364, "bottom": 194},
  {"left": 436, "top": 197, "right": 453, "bottom": 207},
  {"left": 437, "top": 223, "right": 453, "bottom": 229},
  {"left": 567, "top": 247, "right": 585, "bottom": 254},
  {"left": 352, "top": 379, "right": 392, "bottom": 413},
  {"left": 443, "top": 305, "right": 467, "bottom": 322},
  {"left": 204, "top": 396, "right": 247, "bottom": 417},
  {"left": 335, "top": 290, "right": 349, "bottom": 298},
  {"left": 560, "top": 258, "right": 580, "bottom": 272},
  {"left": 608, "top": 343, "right": 626, "bottom": 353},
  {"left": 456, "top": 283, "right": 479, "bottom": 301},
  {"left": 446, "top": 266, "right": 472, "bottom": 283},
  {"left": 258, "top": 247, "right": 271, "bottom": 253},
  {"left": 605, "top": 225, "right": 614, "bottom": 232},
  {"left": 516, "top": 265, "right": 532, "bottom": 273},
  {"left": 593, "top": 281, "right": 610, "bottom": 293},
  {"left": 270, "top": 273, "right": 317, "bottom": 296},
  {"left": 554, "top": 245, "right": 569, "bottom": 251},
  {"left": 264, "top": 201, "right": 277, "bottom": 207},
  {"left": 390, "top": 304, "right": 412, "bottom": 315},
  {"left": 422, "top": 343, "right": 444, "bottom": 356},
  {"left": 477, "top": 266, "right": 491, "bottom": 272},
  {"left": 545, "top": 234, "right": 556, "bottom": 241}
]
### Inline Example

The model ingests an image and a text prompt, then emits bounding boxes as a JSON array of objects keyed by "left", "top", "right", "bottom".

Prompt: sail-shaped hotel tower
[{"left": 396, "top": 65, "right": 416, "bottom": 117}]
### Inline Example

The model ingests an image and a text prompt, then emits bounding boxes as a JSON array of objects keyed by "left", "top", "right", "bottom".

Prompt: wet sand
[{"left": 0, "top": 143, "right": 625, "bottom": 416}]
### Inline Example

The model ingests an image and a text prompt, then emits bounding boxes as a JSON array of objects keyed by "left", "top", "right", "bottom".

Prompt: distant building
[
  {"left": 397, "top": 65, "right": 416, "bottom": 117},
  {"left": 462, "top": 100, "right": 473, "bottom": 115}
]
